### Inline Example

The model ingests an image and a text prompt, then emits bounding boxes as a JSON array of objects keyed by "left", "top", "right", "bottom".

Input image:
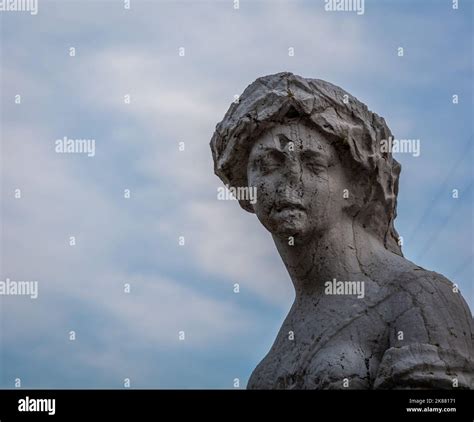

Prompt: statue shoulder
[
  {"left": 374, "top": 266, "right": 474, "bottom": 389},
  {"left": 393, "top": 266, "right": 472, "bottom": 324}
]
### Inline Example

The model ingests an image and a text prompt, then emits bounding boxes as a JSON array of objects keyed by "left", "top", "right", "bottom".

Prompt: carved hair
[{"left": 210, "top": 72, "right": 402, "bottom": 255}]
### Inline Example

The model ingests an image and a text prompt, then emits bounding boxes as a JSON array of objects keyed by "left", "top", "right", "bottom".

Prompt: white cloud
[{"left": 1, "top": 123, "right": 256, "bottom": 356}]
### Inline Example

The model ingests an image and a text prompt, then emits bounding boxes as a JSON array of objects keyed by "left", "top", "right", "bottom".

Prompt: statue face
[{"left": 247, "top": 121, "right": 347, "bottom": 239}]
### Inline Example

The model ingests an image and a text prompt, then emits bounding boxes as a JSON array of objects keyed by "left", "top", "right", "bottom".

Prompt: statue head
[{"left": 210, "top": 72, "right": 402, "bottom": 255}]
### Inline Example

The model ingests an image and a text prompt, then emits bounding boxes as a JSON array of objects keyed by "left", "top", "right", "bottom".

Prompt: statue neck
[{"left": 272, "top": 217, "right": 381, "bottom": 299}]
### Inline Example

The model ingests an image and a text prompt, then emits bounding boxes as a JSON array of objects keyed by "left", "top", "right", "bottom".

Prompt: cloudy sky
[{"left": 0, "top": 0, "right": 472, "bottom": 388}]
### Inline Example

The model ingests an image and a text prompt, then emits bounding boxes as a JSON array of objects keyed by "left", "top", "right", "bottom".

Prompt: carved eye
[
  {"left": 256, "top": 150, "right": 285, "bottom": 174},
  {"left": 305, "top": 162, "right": 324, "bottom": 174},
  {"left": 301, "top": 151, "right": 326, "bottom": 174}
]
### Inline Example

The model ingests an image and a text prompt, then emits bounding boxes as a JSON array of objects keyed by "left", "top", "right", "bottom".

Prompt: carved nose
[
  {"left": 282, "top": 160, "right": 302, "bottom": 187},
  {"left": 277, "top": 178, "right": 303, "bottom": 202}
]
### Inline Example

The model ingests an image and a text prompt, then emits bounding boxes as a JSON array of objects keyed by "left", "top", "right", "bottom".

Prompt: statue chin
[{"left": 264, "top": 210, "right": 310, "bottom": 239}]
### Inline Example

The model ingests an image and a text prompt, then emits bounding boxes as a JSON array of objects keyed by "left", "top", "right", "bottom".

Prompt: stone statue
[{"left": 210, "top": 72, "right": 474, "bottom": 389}]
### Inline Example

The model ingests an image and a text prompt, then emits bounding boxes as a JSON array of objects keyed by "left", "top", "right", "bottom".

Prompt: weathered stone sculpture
[{"left": 210, "top": 72, "right": 474, "bottom": 389}]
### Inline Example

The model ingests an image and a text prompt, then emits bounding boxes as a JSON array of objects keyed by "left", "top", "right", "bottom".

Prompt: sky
[{"left": 0, "top": 0, "right": 472, "bottom": 388}]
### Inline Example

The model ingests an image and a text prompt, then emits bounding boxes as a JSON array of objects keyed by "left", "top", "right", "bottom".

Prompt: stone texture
[{"left": 210, "top": 72, "right": 474, "bottom": 389}]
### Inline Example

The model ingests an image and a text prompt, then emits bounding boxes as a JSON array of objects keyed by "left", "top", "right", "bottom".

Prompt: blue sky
[{"left": 0, "top": 0, "right": 472, "bottom": 388}]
